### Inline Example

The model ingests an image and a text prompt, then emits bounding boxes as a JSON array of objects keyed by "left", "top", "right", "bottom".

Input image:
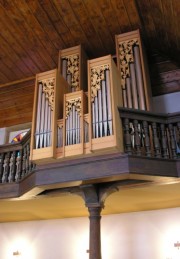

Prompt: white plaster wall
[
  {"left": 0, "top": 208, "right": 180, "bottom": 259},
  {"left": 153, "top": 91, "right": 180, "bottom": 113}
]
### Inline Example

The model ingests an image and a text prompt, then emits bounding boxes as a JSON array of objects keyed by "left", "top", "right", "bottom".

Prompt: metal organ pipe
[
  {"left": 66, "top": 105, "right": 81, "bottom": 145},
  {"left": 92, "top": 102, "right": 96, "bottom": 138},
  {"left": 44, "top": 98, "right": 49, "bottom": 147},
  {"left": 122, "top": 88, "right": 128, "bottom": 108},
  {"left": 95, "top": 96, "right": 99, "bottom": 138},
  {"left": 35, "top": 83, "right": 42, "bottom": 149},
  {"left": 40, "top": 91, "right": 45, "bottom": 148},
  {"left": 126, "top": 77, "right": 133, "bottom": 108},
  {"left": 105, "top": 70, "right": 113, "bottom": 135},
  {"left": 130, "top": 63, "right": 138, "bottom": 109},
  {"left": 102, "top": 80, "right": 108, "bottom": 137},
  {"left": 98, "top": 89, "right": 103, "bottom": 137},
  {"left": 134, "top": 46, "right": 146, "bottom": 110}
]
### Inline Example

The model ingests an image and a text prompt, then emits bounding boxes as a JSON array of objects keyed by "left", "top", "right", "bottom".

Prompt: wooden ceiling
[{"left": 0, "top": 0, "right": 180, "bottom": 128}]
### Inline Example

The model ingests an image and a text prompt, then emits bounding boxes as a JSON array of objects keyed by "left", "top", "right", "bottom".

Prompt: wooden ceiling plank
[
  {"left": 52, "top": 0, "right": 94, "bottom": 53},
  {"left": 161, "top": 0, "right": 180, "bottom": 63},
  {"left": 0, "top": 112, "right": 33, "bottom": 128},
  {"left": 122, "top": 0, "right": 142, "bottom": 30},
  {"left": 41, "top": 0, "right": 75, "bottom": 48},
  {"left": 0, "top": 7, "right": 42, "bottom": 75},
  {"left": 0, "top": 102, "right": 33, "bottom": 118},
  {"left": 2, "top": 1, "right": 52, "bottom": 72},
  {"left": 0, "top": 20, "right": 35, "bottom": 77},
  {"left": 0, "top": 42, "right": 25, "bottom": 80},
  {"left": 26, "top": 0, "right": 66, "bottom": 50},
  {"left": 0, "top": 77, "right": 35, "bottom": 91},
  {"left": 14, "top": 0, "right": 58, "bottom": 66},
  {"left": 0, "top": 62, "right": 18, "bottom": 82},
  {"left": 68, "top": 0, "right": 105, "bottom": 57},
  {"left": 0, "top": 71, "right": 10, "bottom": 84},
  {"left": 0, "top": 93, "right": 34, "bottom": 110},
  {"left": 82, "top": 0, "right": 115, "bottom": 54},
  {"left": 148, "top": 0, "right": 169, "bottom": 54},
  {"left": 0, "top": 86, "right": 34, "bottom": 105},
  {"left": 96, "top": 0, "right": 122, "bottom": 39},
  {"left": 134, "top": 0, "right": 158, "bottom": 51},
  {"left": 110, "top": 0, "right": 132, "bottom": 33},
  {"left": 171, "top": 0, "right": 180, "bottom": 50},
  {"left": 0, "top": 89, "right": 34, "bottom": 109}
]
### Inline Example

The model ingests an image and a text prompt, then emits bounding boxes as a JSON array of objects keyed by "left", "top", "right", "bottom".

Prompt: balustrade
[
  {"left": 119, "top": 108, "right": 180, "bottom": 159},
  {"left": 0, "top": 131, "right": 35, "bottom": 184}
]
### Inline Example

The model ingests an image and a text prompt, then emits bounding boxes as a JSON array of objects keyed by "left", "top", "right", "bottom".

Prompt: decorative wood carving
[
  {"left": 65, "top": 97, "right": 81, "bottom": 118},
  {"left": 90, "top": 64, "right": 110, "bottom": 102},
  {"left": 118, "top": 39, "right": 138, "bottom": 89},
  {"left": 62, "top": 54, "right": 80, "bottom": 91},
  {"left": 41, "top": 77, "right": 55, "bottom": 110}
]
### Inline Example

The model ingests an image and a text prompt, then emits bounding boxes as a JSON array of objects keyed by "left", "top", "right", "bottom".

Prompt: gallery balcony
[{"left": 0, "top": 108, "right": 179, "bottom": 200}]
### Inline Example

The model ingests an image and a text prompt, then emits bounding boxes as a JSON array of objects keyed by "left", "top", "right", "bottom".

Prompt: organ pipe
[
  {"left": 35, "top": 83, "right": 42, "bottom": 149},
  {"left": 105, "top": 70, "right": 113, "bottom": 135},
  {"left": 130, "top": 63, "right": 138, "bottom": 109},
  {"left": 134, "top": 46, "right": 146, "bottom": 110},
  {"left": 126, "top": 78, "right": 132, "bottom": 109}
]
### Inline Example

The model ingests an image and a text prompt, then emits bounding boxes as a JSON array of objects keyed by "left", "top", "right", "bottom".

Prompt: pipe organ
[
  {"left": 116, "top": 30, "right": 152, "bottom": 111},
  {"left": 30, "top": 69, "right": 68, "bottom": 162},
  {"left": 30, "top": 29, "right": 152, "bottom": 163}
]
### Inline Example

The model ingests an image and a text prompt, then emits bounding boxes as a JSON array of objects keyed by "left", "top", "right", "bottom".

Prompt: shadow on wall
[{"left": 153, "top": 92, "right": 180, "bottom": 113}]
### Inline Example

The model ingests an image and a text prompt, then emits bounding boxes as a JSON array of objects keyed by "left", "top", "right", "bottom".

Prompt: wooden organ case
[
  {"left": 30, "top": 69, "right": 68, "bottom": 162},
  {"left": 116, "top": 30, "right": 152, "bottom": 111},
  {"left": 88, "top": 55, "right": 124, "bottom": 153}
]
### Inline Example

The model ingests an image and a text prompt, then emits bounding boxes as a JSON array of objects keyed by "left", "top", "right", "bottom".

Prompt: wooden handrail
[
  {"left": 118, "top": 107, "right": 180, "bottom": 159},
  {"left": 0, "top": 130, "right": 35, "bottom": 184}
]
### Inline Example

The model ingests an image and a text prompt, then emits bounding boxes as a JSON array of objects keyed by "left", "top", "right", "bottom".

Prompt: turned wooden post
[
  {"left": 123, "top": 118, "right": 132, "bottom": 154},
  {"left": 142, "top": 120, "right": 151, "bottom": 157},
  {"left": 88, "top": 206, "right": 102, "bottom": 259},
  {"left": 133, "top": 119, "right": 141, "bottom": 155}
]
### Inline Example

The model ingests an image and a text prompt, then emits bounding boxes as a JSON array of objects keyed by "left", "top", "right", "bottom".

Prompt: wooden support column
[
  {"left": 70, "top": 181, "right": 127, "bottom": 259},
  {"left": 88, "top": 206, "right": 102, "bottom": 259},
  {"left": 80, "top": 185, "right": 104, "bottom": 259}
]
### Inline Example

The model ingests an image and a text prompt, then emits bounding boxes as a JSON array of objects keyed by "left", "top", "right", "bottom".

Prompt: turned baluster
[
  {"left": 123, "top": 118, "right": 132, "bottom": 154},
  {"left": 15, "top": 151, "right": 22, "bottom": 181},
  {"left": 160, "top": 124, "right": 168, "bottom": 159},
  {"left": 0, "top": 153, "right": 5, "bottom": 183},
  {"left": 152, "top": 122, "right": 161, "bottom": 158},
  {"left": 2, "top": 152, "right": 10, "bottom": 183},
  {"left": 133, "top": 120, "right": 141, "bottom": 156},
  {"left": 22, "top": 146, "right": 27, "bottom": 178},
  {"left": 174, "top": 122, "right": 180, "bottom": 155},
  {"left": 168, "top": 124, "right": 177, "bottom": 159},
  {"left": 142, "top": 120, "right": 151, "bottom": 157},
  {"left": 26, "top": 143, "right": 30, "bottom": 174},
  {"left": 8, "top": 151, "right": 16, "bottom": 183}
]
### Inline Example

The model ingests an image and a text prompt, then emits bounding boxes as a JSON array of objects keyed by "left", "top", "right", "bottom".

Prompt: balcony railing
[
  {"left": 0, "top": 131, "right": 35, "bottom": 184},
  {"left": 0, "top": 110, "right": 179, "bottom": 185},
  {"left": 118, "top": 107, "right": 180, "bottom": 159}
]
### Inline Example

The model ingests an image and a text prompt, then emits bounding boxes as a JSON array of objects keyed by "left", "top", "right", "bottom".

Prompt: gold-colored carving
[
  {"left": 62, "top": 54, "right": 79, "bottom": 90},
  {"left": 90, "top": 64, "right": 110, "bottom": 102},
  {"left": 118, "top": 38, "right": 139, "bottom": 88},
  {"left": 41, "top": 77, "right": 55, "bottom": 110},
  {"left": 65, "top": 97, "right": 81, "bottom": 119}
]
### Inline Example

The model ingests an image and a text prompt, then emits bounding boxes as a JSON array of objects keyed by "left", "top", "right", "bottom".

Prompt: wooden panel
[
  {"left": 0, "top": 78, "right": 35, "bottom": 128},
  {"left": 0, "top": 0, "right": 179, "bottom": 95},
  {"left": 88, "top": 55, "right": 124, "bottom": 153}
]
